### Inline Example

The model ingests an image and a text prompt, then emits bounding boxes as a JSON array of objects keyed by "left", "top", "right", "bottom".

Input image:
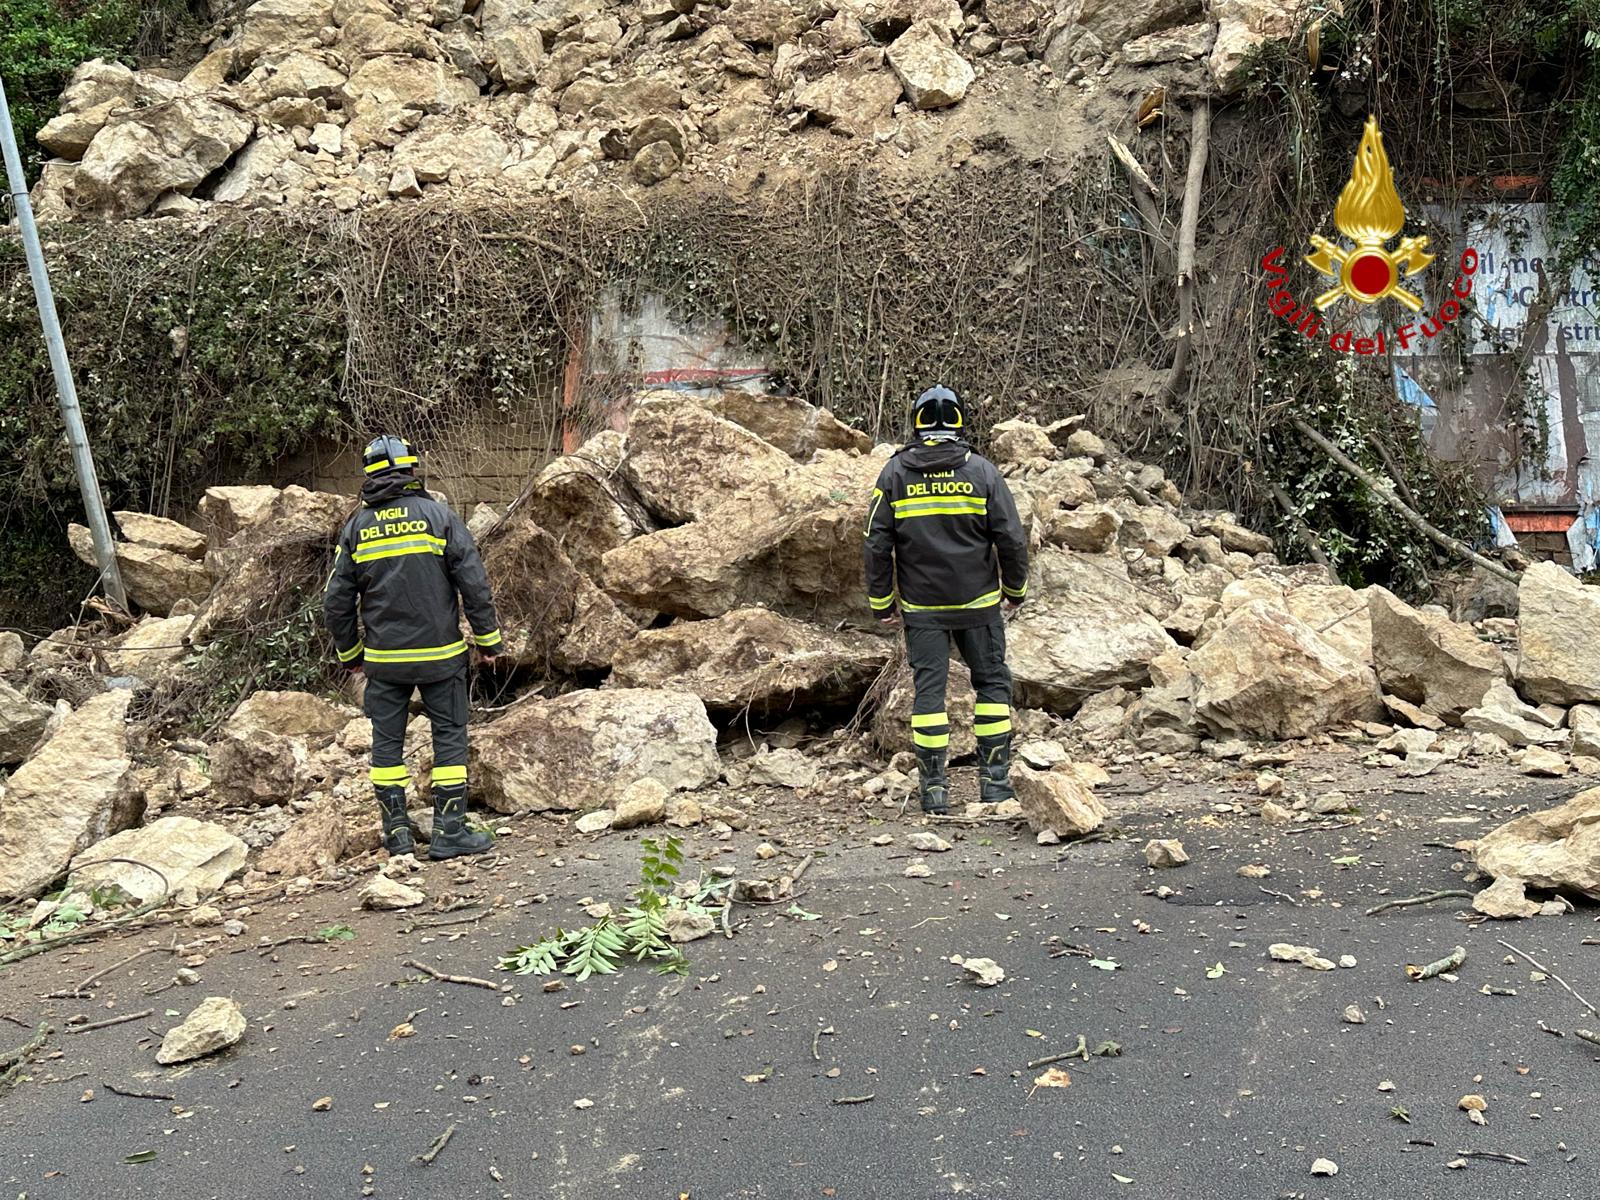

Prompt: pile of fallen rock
[
  {"left": 2, "top": 387, "right": 1597, "bottom": 927},
  {"left": 29, "top": 0, "right": 1319, "bottom": 219}
]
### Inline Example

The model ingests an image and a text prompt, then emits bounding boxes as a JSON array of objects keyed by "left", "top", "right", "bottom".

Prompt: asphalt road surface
[{"left": 2, "top": 759, "right": 1597, "bottom": 1200}]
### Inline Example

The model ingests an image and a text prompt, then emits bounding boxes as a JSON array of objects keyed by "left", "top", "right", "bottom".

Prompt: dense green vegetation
[{"left": 0, "top": 0, "right": 138, "bottom": 179}]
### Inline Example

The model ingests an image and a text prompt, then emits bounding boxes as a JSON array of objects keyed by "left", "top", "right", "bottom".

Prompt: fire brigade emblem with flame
[{"left": 1305, "top": 117, "right": 1433, "bottom": 311}]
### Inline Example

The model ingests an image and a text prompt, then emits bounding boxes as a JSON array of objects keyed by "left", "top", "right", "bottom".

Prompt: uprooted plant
[{"left": 497, "top": 836, "right": 724, "bottom": 982}]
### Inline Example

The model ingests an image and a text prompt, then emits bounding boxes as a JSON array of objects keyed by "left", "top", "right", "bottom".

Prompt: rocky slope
[
  {"left": 0, "top": 386, "right": 1592, "bottom": 928},
  {"left": 29, "top": 0, "right": 1322, "bottom": 218}
]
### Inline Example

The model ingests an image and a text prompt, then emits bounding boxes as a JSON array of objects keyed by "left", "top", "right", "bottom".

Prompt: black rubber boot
[
  {"left": 914, "top": 747, "right": 950, "bottom": 815},
  {"left": 976, "top": 734, "right": 1016, "bottom": 805},
  {"left": 375, "top": 785, "right": 415, "bottom": 858},
  {"left": 427, "top": 784, "right": 493, "bottom": 860}
]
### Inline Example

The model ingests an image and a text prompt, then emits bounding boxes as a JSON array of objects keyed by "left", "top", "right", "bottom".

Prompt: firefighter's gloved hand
[
  {"left": 1002, "top": 600, "right": 1022, "bottom": 616},
  {"left": 878, "top": 613, "right": 900, "bottom": 628},
  {"left": 473, "top": 649, "right": 501, "bottom": 668}
]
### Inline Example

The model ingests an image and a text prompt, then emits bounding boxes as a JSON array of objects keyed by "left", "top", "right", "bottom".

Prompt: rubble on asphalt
[{"left": 4, "top": 388, "right": 1600, "bottom": 936}]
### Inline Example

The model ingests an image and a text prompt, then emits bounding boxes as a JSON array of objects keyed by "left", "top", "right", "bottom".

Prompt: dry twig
[
  {"left": 1497, "top": 939, "right": 1599, "bottom": 1017},
  {"left": 405, "top": 959, "right": 504, "bottom": 993}
]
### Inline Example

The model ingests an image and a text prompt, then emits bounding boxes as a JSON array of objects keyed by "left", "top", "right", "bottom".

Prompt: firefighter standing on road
[
  {"left": 864, "top": 387, "right": 1029, "bottom": 815},
  {"left": 324, "top": 435, "right": 503, "bottom": 860}
]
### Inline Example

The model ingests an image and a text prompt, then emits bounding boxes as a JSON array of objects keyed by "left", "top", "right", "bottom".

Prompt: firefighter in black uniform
[
  {"left": 864, "top": 387, "right": 1029, "bottom": 814},
  {"left": 324, "top": 435, "right": 503, "bottom": 860}
]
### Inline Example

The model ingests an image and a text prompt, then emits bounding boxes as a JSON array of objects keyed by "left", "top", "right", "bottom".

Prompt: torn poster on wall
[{"left": 1389, "top": 202, "right": 1600, "bottom": 570}]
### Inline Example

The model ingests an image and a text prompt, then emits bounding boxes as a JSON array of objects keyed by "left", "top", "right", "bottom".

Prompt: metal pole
[{"left": 0, "top": 72, "right": 127, "bottom": 610}]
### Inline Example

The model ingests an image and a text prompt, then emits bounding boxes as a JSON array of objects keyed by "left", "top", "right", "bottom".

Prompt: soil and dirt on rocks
[{"left": 2, "top": 385, "right": 1599, "bottom": 1193}]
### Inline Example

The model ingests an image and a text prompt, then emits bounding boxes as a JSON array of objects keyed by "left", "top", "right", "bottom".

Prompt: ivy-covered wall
[{"left": 0, "top": 223, "right": 347, "bottom": 628}]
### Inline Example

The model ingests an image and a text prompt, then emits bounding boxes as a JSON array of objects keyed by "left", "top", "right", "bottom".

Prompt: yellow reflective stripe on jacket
[
  {"left": 891, "top": 495, "right": 987, "bottom": 512},
  {"left": 868, "top": 593, "right": 895, "bottom": 611},
  {"left": 892, "top": 501, "right": 989, "bottom": 520},
  {"left": 351, "top": 531, "right": 446, "bottom": 558},
  {"left": 900, "top": 589, "right": 1002, "bottom": 613},
  {"left": 337, "top": 640, "right": 364, "bottom": 663},
  {"left": 864, "top": 487, "right": 885, "bottom": 538},
  {"left": 1002, "top": 581, "right": 1027, "bottom": 599},
  {"left": 472, "top": 630, "right": 502, "bottom": 647},
  {"left": 363, "top": 640, "right": 467, "bottom": 664}
]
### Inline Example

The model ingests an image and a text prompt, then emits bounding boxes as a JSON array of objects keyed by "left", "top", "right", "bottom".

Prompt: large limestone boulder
[
  {"left": 393, "top": 122, "right": 511, "bottom": 183},
  {"left": 256, "top": 802, "right": 348, "bottom": 876},
  {"left": 234, "top": 0, "right": 337, "bottom": 66},
  {"left": 1461, "top": 680, "right": 1567, "bottom": 748},
  {"left": 471, "top": 688, "right": 719, "bottom": 813},
  {"left": 1515, "top": 562, "right": 1600, "bottom": 704},
  {"left": 339, "top": 56, "right": 480, "bottom": 148},
  {"left": 102, "top": 614, "right": 195, "bottom": 678},
  {"left": 0, "top": 691, "right": 141, "bottom": 901},
  {"left": 519, "top": 431, "right": 656, "bottom": 580},
  {"left": 872, "top": 658, "right": 976, "bottom": 758},
  {"left": 794, "top": 64, "right": 903, "bottom": 137},
  {"left": 1008, "top": 596, "right": 1176, "bottom": 712},
  {"left": 1012, "top": 764, "right": 1106, "bottom": 836},
  {"left": 113, "top": 511, "right": 206, "bottom": 558},
  {"left": 1188, "top": 601, "right": 1383, "bottom": 739},
  {"left": 0, "top": 632, "right": 25, "bottom": 672},
  {"left": 36, "top": 59, "right": 137, "bottom": 159},
  {"left": 74, "top": 96, "right": 254, "bottom": 217},
  {"left": 479, "top": 518, "right": 637, "bottom": 674},
  {"left": 1367, "top": 586, "right": 1503, "bottom": 722},
  {"left": 611, "top": 609, "right": 893, "bottom": 711},
  {"left": 479, "top": 0, "right": 603, "bottom": 39},
  {"left": 68, "top": 525, "right": 212, "bottom": 616},
  {"left": 70, "top": 817, "right": 247, "bottom": 904},
  {"left": 887, "top": 20, "right": 974, "bottom": 109},
  {"left": 1475, "top": 786, "right": 1600, "bottom": 899},
  {"left": 197, "top": 484, "right": 348, "bottom": 548},
  {"left": 684, "top": 390, "right": 871, "bottom": 460},
  {"left": 1283, "top": 583, "right": 1371, "bottom": 666},
  {"left": 620, "top": 399, "right": 795, "bottom": 524},
  {"left": 602, "top": 447, "right": 889, "bottom": 621},
  {"left": 209, "top": 691, "right": 353, "bottom": 806},
  {"left": 0, "top": 682, "right": 51, "bottom": 764}
]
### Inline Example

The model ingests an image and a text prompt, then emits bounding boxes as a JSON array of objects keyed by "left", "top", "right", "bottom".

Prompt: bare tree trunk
[
  {"left": 1291, "top": 417, "right": 1518, "bottom": 584},
  {"left": 1162, "top": 103, "right": 1211, "bottom": 405}
]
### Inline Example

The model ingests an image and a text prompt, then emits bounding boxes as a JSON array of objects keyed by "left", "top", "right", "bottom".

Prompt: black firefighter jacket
[
  {"left": 863, "top": 439, "right": 1029, "bottom": 629},
  {"left": 323, "top": 474, "right": 501, "bottom": 683}
]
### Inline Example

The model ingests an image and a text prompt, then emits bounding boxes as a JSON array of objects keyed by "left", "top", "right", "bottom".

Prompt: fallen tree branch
[
  {"left": 1107, "top": 135, "right": 1172, "bottom": 275},
  {"left": 1455, "top": 1150, "right": 1529, "bottom": 1166},
  {"left": 1268, "top": 480, "right": 1331, "bottom": 567},
  {"left": 1366, "top": 890, "right": 1474, "bottom": 917},
  {"left": 404, "top": 959, "right": 504, "bottom": 993},
  {"left": 414, "top": 1122, "right": 457, "bottom": 1165},
  {"left": 1498, "top": 939, "right": 1599, "bottom": 1017},
  {"left": 1162, "top": 101, "right": 1211, "bottom": 403},
  {"left": 1406, "top": 944, "right": 1467, "bottom": 981},
  {"left": 1575, "top": 1029, "right": 1600, "bottom": 1048},
  {"left": 48, "top": 944, "right": 174, "bottom": 999},
  {"left": 0, "top": 1022, "right": 50, "bottom": 1090},
  {"left": 103, "top": 1082, "right": 176, "bottom": 1101},
  {"left": 65, "top": 1008, "right": 153, "bottom": 1034},
  {"left": 1290, "top": 417, "right": 1518, "bottom": 583}
]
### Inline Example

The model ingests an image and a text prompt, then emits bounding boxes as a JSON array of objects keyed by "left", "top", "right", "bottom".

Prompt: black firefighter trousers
[
  {"left": 364, "top": 666, "right": 470, "bottom": 797},
  {"left": 905, "top": 618, "right": 1013, "bottom": 755}
]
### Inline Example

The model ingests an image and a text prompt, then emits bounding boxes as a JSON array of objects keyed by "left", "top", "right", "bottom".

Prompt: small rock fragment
[
  {"left": 1143, "top": 839, "right": 1189, "bottom": 868},
  {"left": 1342, "top": 1004, "right": 1366, "bottom": 1024},
  {"left": 156, "top": 996, "right": 246, "bottom": 1065},
  {"left": 359, "top": 874, "right": 425, "bottom": 910},
  {"left": 903, "top": 861, "right": 933, "bottom": 878},
  {"left": 1269, "top": 943, "right": 1336, "bottom": 971},
  {"left": 958, "top": 956, "right": 1005, "bottom": 987},
  {"left": 1311, "top": 1158, "right": 1338, "bottom": 1176},
  {"left": 909, "top": 831, "right": 952, "bottom": 853}
]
